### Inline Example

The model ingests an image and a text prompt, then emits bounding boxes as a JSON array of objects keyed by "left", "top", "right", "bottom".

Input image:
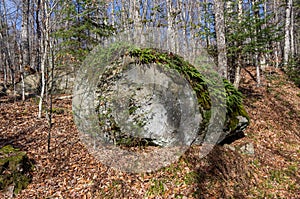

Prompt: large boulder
[
  {"left": 0, "top": 145, "right": 33, "bottom": 196},
  {"left": 87, "top": 48, "right": 249, "bottom": 147},
  {"left": 14, "top": 74, "right": 40, "bottom": 96}
]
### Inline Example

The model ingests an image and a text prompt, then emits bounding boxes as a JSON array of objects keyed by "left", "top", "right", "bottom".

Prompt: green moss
[
  {"left": 129, "top": 48, "right": 249, "bottom": 131},
  {"left": 129, "top": 48, "right": 211, "bottom": 110},
  {"left": 50, "top": 108, "right": 65, "bottom": 114},
  {"left": 0, "top": 145, "right": 33, "bottom": 195},
  {"left": 97, "top": 47, "right": 249, "bottom": 145},
  {"left": 223, "top": 79, "right": 249, "bottom": 131},
  {"left": 227, "top": 106, "right": 249, "bottom": 131}
]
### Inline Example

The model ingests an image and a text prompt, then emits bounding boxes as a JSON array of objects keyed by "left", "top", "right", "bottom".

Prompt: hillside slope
[{"left": 0, "top": 67, "right": 299, "bottom": 198}]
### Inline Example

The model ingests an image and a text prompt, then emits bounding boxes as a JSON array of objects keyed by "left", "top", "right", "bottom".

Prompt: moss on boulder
[
  {"left": 95, "top": 47, "right": 249, "bottom": 146},
  {"left": 0, "top": 145, "right": 33, "bottom": 195},
  {"left": 129, "top": 48, "right": 249, "bottom": 143}
]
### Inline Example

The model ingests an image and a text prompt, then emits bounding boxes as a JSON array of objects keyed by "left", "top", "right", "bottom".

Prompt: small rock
[
  {"left": 223, "top": 144, "right": 236, "bottom": 151},
  {"left": 239, "top": 142, "right": 255, "bottom": 155}
]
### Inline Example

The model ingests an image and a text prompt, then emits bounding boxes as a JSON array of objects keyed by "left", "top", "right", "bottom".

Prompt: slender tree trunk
[
  {"left": 21, "top": 0, "right": 30, "bottom": 100},
  {"left": 1, "top": 0, "right": 15, "bottom": 92},
  {"left": 0, "top": 18, "right": 7, "bottom": 87},
  {"left": 284, "top": 0, "right": 292, "bottom": 66},
  {"left": 273, "top": 0, "right": 281, "bottom": 67},
  {"left": 290, "top": 4, "right": 295, "bottom": 57},
  {"left": 233, "top": 0, "right": 243, "bottom": 88},
  {"left": 38, "top": 0, "right": 49, "bottom": 118},
  {"left": 36, "top": 0, "right": 42, "bottom": 71},
  {"left": 204, "top": 0, "right": 211, "bottom": 48},
  {"left": 166, "top": 0, "right": 176, "bottom": 52},
  {"left": 38, "top": 0, "right": 58, "bottom": 119},
  {"left": 214, "top": 0, "right": 228, "bottom": 79},
  {"left": 252, "top": 0, "right": 262, "bottom": 87}
]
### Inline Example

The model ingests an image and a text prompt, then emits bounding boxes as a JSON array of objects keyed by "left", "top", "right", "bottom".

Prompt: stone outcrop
[
  {"left": 89, "top": 48, "right": 249, "bottom": 147},
  {"left": 12, "top": 74, "right": 40, "bottom": 96}
]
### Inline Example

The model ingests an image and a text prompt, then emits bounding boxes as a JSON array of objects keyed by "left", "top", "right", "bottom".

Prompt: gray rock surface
[
  {"left": 239, "top": 142, "right": 255, "bottom": 155},
  {"left": 73, "top": 47, "right": 249, "bottom": 149},
  {"left": 14, "top": 74, "right": 40, "bottom": 96},
  {"left": 95, "top": 63, "right": 201, "bottom": 147}
]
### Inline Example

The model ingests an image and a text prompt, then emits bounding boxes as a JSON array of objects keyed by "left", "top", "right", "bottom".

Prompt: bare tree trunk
[
  {"left": 38, "top": 0, "right": 58, "bottom": 119},
  {"left": 166, "top": 0, "right": 176, "bottom": 52},
  {"left": 273, "top": 0, "right": 281, "bottom": 67},
  {"left": 256, "top": 56, "right": 261, "bottom": 86},
  {"left": 204, "top": 0, "right": 211, "bottom": 48},
  {"left": 214, "top": 0, "right": 228, "bottom": 79},
  {"left": 21, "top": 0, "right": 30, "bottom": 100},
  {"left": 38, "top": 0, "right": 49, "bottom": 118},
  {"left": 36, "top": 0, "right": 42, "bottom": 71},
  {"left": 233, "top": 0, "right": 243, "bottom": 88},
  {"left": 0, "top": 19, "right": 7, "bottom": 88},
  {"left": 251, "top": 0, "right": 261, "bottom": 87},
  {"left": 290, "top": 4, "right": 295, "bottom": 57},
  {"left": 284, "top": 0, "right": 292, "bottom": 66},
  {"left": 1, "top": 0, "right": 14, "bottom": 92}
]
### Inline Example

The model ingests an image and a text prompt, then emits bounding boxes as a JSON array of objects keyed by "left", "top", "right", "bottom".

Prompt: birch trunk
[
  {"left": 214, "top": 0, "right": 228, "bottom": 79},
  {"left": 284, "top": 0, "right": 292, "bottom": 66},
  {"left": 233, "top": 0, "right": 243, "bottom": 88},
  {"left": 290, "top": 5, "right": 295, "bottom": 57},
  {"left": 21, "top": 0, "right": 30, "bottom": 100},
  {"left": 273, "top": 0, "right": 281, "bottom": 67},
  {"left": 166, "top": 0, "right": 176, "bottom": 52},
  {"left": 38, "top": 0, "right": 58, "bottom": 118},
  {"left": 36, "top": 0, "right": 42, "bottom": 71},
  {"left": 38, "top": 0, "right": 49, "bottom": 118},
  {"left": 252, "top": 0, "right": 261, "bottom": 87}
]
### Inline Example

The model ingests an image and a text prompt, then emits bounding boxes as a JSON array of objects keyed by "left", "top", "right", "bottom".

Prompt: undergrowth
[{"left": 285, "top": 58, "right": 300, "bottom": 88}]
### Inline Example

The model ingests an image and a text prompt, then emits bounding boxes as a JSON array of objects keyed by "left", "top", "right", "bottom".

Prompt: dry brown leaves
[{"left": 0, "top": 67, "right": 299, "bottom": 198}]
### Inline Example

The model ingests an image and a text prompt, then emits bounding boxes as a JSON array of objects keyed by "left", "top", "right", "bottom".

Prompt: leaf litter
[{"left": 0, "top": 67, "right": 299, "bottom": 198}]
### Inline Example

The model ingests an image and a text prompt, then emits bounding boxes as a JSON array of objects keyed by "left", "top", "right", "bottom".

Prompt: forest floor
[{"left": 0, "top": 67, "right": 299, "bottom": 198}]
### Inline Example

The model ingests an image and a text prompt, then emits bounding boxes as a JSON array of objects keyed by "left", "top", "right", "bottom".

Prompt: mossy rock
[
  {"left": 0, "top": 145, "right": 34, "bottom": 195},
  {"left": 95, "top": 47, "right": 249, "bottom": 146},
  {"left": 128, "top": 48, "right": 250, "bottom": 141}
]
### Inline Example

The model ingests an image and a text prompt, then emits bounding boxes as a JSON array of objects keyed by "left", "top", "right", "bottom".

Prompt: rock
[
  {"left": 15, "top": 74, "right": 40, "bottom": 96},
  {"left": 219, "top": 115, "right": 249, "bottom": 144},
  {"left": 239, "top": 142, "right": 255, "bottom": 155},
  {"left": 0, "top": 145, "right": 34, "bottom": 195},
  {"left": 73, "top": 47, "right": 249, "bottom": 149},
  {"left": 90, "top": 48, "right": 249, "bottom": 147},
  {"left": 223, "top": 144, "right": 236, "bottom": 151},
  {"left": 95, "top": 62, "right": 201, "bottom": 147}
]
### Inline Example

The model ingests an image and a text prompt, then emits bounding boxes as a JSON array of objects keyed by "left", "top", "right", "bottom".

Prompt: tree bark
[
  {"left": 36, "top": 0, "right": 42, "bottom": 71},
  {"left": 273, "top": 0, "right": 281, "bottom": 67},
  {"left": 21, "top": 0, "right": 30, "bottom": 100},
  {"left": 284, "top": 0, "right": 293, "bottom": 66},
  {"left": 290, "top": 4, "right": 295, "bottom": 57},
  {"left": 1, "top": 0, "right": 14, "bottom": 91},
  {"left": 233, "top": 0, "right": 243, "bottom": 88},
  {"left": 166, "top": 0, "right": 176, "bottom": 52},
  {"left": 214, "top": 0, "right": 228, "bottom": 79}
]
